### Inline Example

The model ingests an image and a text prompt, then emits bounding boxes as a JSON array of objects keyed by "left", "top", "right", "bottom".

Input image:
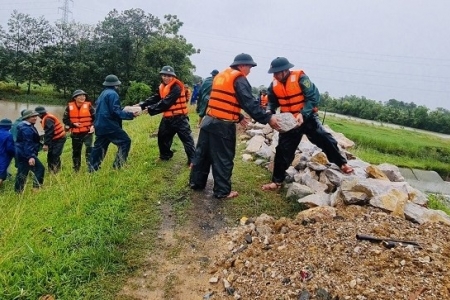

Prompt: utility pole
[{"left": 58, "top": 0, "right": 73, "bottom": 24}]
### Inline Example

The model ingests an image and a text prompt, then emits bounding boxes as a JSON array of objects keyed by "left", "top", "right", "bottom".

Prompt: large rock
[
  {"left": 366, "top": 165, "right": 390, "bottom": 181},
  {"left": 404, "top": 202, "right": 450, "bottom": 225},
  {"left": 285, "top": 182, "right": 315, "bottom": 201},
  {"left": 378, "top": 163, "right": 405, "bottom": 182},
  {"left": 245, "top": 135, "right": 266, "bottom": 153},
  {"left": 297, "top": 192, "right": 331, "bottom": 207},
  {"left": 275, "top": 113, "right": 298, "bottom": 133}
]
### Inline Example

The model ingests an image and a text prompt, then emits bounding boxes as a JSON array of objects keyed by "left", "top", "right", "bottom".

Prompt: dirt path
[{"left": 117, "top": 176, "right": 228, "bottom": 300}]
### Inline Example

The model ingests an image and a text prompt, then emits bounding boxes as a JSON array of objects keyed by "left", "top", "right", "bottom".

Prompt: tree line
[
  {"left": 320, "top": 93, "right": 450, "bottom": 135},
  {"left": 1, "top": 9, "right": 449, "bottom": 134},
  {"left": 0, "top": 9, "right": 198, "bottom": 101}
]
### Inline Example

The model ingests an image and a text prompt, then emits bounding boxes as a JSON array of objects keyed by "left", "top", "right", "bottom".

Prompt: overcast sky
[{"left": 1, "top": 0, "right": 449, "bottom": 110}]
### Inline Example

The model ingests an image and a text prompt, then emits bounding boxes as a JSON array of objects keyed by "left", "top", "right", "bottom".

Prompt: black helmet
[
  {"left": 72, "top": 89, "right": 87, "bottom": 99},
  {"left": 210, "top": 69, "right": 219, "bottom": 76},
  {"left": 103, "top": 74, "right": 121, "bottom": 86},
  {"left": 159, "top": 66, "right": 176, "bottom": 76},
  {"left": 268, "top": 57, "right": 294, "bottom": 73},
  {"left": 230, "top": 53, "right": 257, "bottom": 67},
  {"left": 35, "top": 106, "right": 47, "bottom": 115}
]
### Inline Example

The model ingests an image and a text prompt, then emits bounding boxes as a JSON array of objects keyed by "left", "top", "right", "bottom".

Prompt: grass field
[
  {"left": 0, "top": 109, "right": 449, "bottom": 299},
  {"left": 325, "top": 115, "right": 450, "bottom": 179}
]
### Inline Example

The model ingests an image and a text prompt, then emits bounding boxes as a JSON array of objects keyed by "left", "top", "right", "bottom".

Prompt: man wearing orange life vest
[
  {"left": 261, "top": 57, "right": 353, "bottom": 191},
  {"left": 35, "top": 106, "right": 67, "bottom": 174},
  {"left": 189, "top": 53, "right": 280, "bottom": 199},
  {"left": 63, "top": 89, "right": 95, "bottom": 172},
  {"left": 139, "top": 66, "right": 196, "bottom": 165},
  {"left": 259, "top": 89, "right": 268, "bottom": 109}
]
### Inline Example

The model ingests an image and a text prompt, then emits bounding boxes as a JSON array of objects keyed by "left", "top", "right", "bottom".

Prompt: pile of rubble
[{"left": 204, "top": 117, "right": 450, "bottom": 299}]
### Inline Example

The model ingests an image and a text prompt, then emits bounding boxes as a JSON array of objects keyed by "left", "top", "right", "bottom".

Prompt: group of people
[
  {"left": 189, "top": 54, "right": 354, "bottom": 198},
  {"left": 0, "top": 54, "right": 354, "bottom": 197},
  {"left": 0, "top": 74, "right": 139, "bottom": 193}
]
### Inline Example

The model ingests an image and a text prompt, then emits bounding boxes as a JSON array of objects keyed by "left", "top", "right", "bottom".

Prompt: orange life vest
[
  {"left": 272, "top": 70, "right": 305, "bottom": 118},
  {"left": 185, "top": 87, "right": 191, "bottom": 101},
  {"left": 160, "top": 78, "right": 188, "bottom": 117},
  {"left": 260, "top": 94, "right": 268, "bottom": 108},
  {"left": 68, "top": 101, "right": 93, "bottom": 134},
  {"left": 41, "top": 113, "right": 65, "bottom": 140},
  {"left": 207, "top": 68, "right": 243, "bottom": 122}
]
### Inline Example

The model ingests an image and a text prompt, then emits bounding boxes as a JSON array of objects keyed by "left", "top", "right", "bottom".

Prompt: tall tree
[
  {"left": 0, "top": 26, "right": 9, "bottom": 81},
  {"left": 4, "top": 11, "right": 52, "bottom": 93},
  {"left": 4, "top": 10, "right": 31, "bottom": 86},
  {"left": 24, "top": 16, "right": 53, "bottom": 94},
  {"left": 94, "top": 8, "right": 160, "bottom": 84}
]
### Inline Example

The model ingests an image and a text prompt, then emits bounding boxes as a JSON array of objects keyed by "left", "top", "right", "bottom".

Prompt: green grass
[
  {"left": 0, "top": 81, "right": 67, "bottom": 105},
  {"left": 427, "top": 194, "right": 450, "bottom": 215},
  {"left": 325, "top": 115, "right": 450, "bottom": 179},
  {"left": 1, "top": 108, "right": 450, "bottom": 298}
]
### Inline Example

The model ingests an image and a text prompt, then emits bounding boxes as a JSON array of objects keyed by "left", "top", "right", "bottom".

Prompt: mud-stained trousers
[
  {"left": 272, "top": 114, "right": 347, "bottom": 183},
  {"left": 158, "top": 115, "right": 195, "bottom": 165},
  {"left": 189, "top": 116, "right": 236, "bottom": 199}
]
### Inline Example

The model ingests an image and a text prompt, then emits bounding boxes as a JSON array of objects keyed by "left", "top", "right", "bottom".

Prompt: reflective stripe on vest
[
  {"left": 41, "top": 113, "right": 65, "bottom": 140},
  {"left": 68, "top": 102, "right": 93, "bottom": 133},
  {"left": 260, "top": 94, "right": 268, "bottom": 108},
  {"left": 272, "top": 70, "right": 305, "bottom": 118},
  {"left": 160, "top": 79, "right": 188, "bottom": 117},
  {"left": 207, "top": 68, "right": 242, "bottom": 122}
]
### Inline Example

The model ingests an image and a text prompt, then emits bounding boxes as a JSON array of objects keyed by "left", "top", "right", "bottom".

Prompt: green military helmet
[
  {"left": 35, "top": 106, "right": 47, "bottom": 115},
  {"left": 267, "top": 57, "right": 294, "bottom": 73},
  {"left": 230, "top": 53, "right": 257, "bottom": 67},
  {"left": 159, "top": 66, "right": 176, "bottom": 77},
  {"left": 103, "top": 74, "right": 121, "bottom": 86},
  {"left": 72, "top": 89, "right": 87, "bottom": 99}
]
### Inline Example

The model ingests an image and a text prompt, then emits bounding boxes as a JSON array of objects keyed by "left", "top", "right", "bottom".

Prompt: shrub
[{"left": 124, "top": 81, "right": 152, "bottom": 106}]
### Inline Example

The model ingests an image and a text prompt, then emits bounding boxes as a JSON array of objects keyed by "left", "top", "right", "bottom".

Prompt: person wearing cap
[
  {"left": 35, "top": 106, "right": 66, "bottom": 174},
  {"left": 139, "top": 66, "right": 196, "bottom": 165},
  {"left": 258, "top": 89, "right": 268, "bottom": 110},
  {"left": 261, "top": 57, "right": 353, "bottom": 191},
  {"left": 189, "top": 53, "right": 280, "bottom": 199},
  {"left": 89, "top": 74, "right": 139, "bottom": 172},
  {"left": 0, "top": 118, "right": 15, "bottom": 187},
  {"left": 196, "top": 69, "right": 219, "bottom": 126},
  {"left": 14, "top": 110, "right": 45, "bottom": 193},
  {"left": 63, "top": 89, "right": 95, "bottom": 172}
]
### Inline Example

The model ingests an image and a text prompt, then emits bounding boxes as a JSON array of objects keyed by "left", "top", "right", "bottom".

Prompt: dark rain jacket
[
  {"left": 196, "top": 76, "right": 214, "bottom": 118},
  {"left": 15, "top": 121, "right": 41, "bottom": 161},
  {"left": 0, "top": 127, "right": 15, "bottom": 173},
  {"left": 94, "top": 87, "right": 134, "bottom": 135}
]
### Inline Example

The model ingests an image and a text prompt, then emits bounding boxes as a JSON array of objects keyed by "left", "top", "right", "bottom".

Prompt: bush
[
  {"left": 0, "top": 82, "right": 21, "bottom": 95},
  {"left": 124, "top": 81, "right": 152, "bottom": 106}
]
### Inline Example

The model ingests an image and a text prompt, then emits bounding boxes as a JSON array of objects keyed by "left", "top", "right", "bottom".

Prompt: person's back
[
  {"left": 89, "top": 74, "right": 137, "bottom": 172},
  {"left": 11, "top": 109, "right": 26, "bottom": 142},
  {"left": 94, "top": 87, "right": 125, "bottom": 135},
  {"left": 0, "top": 119, "right": 15, "bottom": 185},
  {"left": 196, "top": 76, "right": 214, "bottom": 117},
  {"left": 190, "top": 82, "right": 201, "bottom": 105}
]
